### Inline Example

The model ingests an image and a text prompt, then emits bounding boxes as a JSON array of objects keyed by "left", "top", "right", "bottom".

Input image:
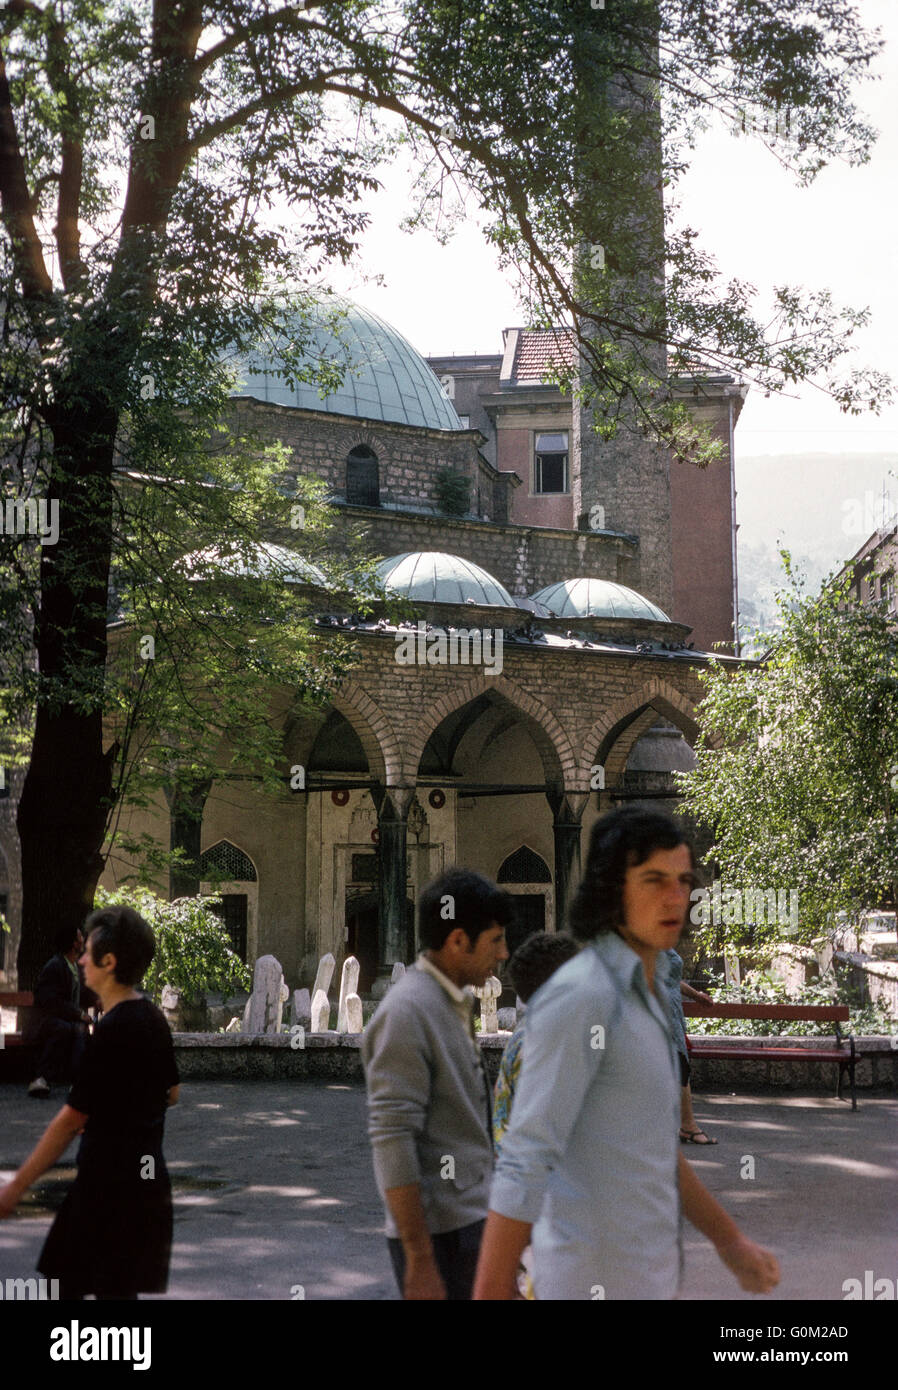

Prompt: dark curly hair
[
  {"left": 568, "top": 805, "right": 697, "bottom": 942},
  {"left": 418, "top": 867, "right": 515, "bottom": 950},
  {"left": 508, "top": 931, "right": 579, "bottom": 1002},
  {"left": 83, "top": 904, "right": 155, "bottom": 987}
]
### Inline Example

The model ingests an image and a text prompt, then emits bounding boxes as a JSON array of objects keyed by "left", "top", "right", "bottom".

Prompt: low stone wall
[
  {"left": 171, "top": 1033, "right": 898, "bottom": 1093},
  {"left": 172, "top": 1032, "right": 510, "bottom": 1085},
  {"left": 834, "top": 952, "right": 898, "bottom": 1019}
]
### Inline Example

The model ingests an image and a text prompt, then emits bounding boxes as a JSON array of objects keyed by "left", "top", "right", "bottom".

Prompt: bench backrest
[
  {"left": 0, "top": 991, "right": 34, "bottom": 1008},
  {"left": 683, "top": 1002, "right": 849, "bottom": 1022}
]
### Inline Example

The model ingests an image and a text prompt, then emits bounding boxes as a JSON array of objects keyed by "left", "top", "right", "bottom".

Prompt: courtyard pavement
[{"left": 1, "top": 1079, "right": 896, "bottom": 1301}]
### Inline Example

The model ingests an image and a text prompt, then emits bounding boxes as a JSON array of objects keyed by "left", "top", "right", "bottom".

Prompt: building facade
[{"left": 1, "top": 299, "right": 747, "bottom": 993}]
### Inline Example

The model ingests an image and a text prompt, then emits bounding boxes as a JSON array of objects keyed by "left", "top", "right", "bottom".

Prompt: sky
[{"left": 326, "top": 0, "right": 898, "bottom": 460}]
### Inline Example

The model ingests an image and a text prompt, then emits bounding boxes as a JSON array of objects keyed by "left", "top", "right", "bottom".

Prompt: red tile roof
[{"left": 512, "top": 329, "right": 577, "bottom": 381}]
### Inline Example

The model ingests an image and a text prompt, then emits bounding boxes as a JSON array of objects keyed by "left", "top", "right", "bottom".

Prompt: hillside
[{"left": 734, "top": 452, "right": 898, "bottom": 634}]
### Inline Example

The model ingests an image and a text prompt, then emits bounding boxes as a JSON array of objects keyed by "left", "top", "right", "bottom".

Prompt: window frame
[{"left": 533, "top": 430, "right": 570, "bottom": 495}]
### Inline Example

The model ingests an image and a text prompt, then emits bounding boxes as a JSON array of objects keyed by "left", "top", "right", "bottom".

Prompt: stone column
[
  {"left": 164, "top": 778, "right": 212, "bottom": 899},
  {"left": 547, "top": 790, "right": 588, "bottom": 934},
  {"left": 373, "top": 785, "right": 415, "bottom": 968}
]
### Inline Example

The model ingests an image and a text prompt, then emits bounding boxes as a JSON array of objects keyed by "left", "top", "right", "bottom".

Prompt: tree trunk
[
  {"left": 15, "top": 707, "right": 116, "bottom": 986},
  {"left": 15, "top": 405, "right": 117, "bottom": 987}
]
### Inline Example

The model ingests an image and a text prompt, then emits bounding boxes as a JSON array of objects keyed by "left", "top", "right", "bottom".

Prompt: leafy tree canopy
[
  {"left": 678, "top": 556, "right": 898, "bottom": 950},
  {"left": 94, "top": 884, "right": 252, "bottom": 1003},
  {"left": 0, "top": 0, "right": 891, "bottom": 980}
]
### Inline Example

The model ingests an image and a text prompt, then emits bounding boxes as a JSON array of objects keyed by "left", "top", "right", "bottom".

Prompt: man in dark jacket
[{"left": 27, "top": 926, "right": 96, "bottom": 1098}]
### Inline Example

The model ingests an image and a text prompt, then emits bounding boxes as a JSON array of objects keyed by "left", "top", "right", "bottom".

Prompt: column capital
[
  {"left": 371, "top": 783, "right": 417, "bottom": 821},
  {"left": 545, "top": 788, "right": 589, "bottom": 824}
]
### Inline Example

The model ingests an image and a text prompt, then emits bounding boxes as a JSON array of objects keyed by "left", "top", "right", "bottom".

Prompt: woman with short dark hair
[{"left": 0, "top": 905, "right": 180, "bottom": 1299}]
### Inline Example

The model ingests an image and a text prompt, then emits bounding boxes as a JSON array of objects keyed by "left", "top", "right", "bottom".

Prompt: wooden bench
[
  {"left": 683, "top": 1002, "right": 859, "bottom": 1110},
  {"left": 0, "top": 990, "right": 34, "bottom": 1049}
]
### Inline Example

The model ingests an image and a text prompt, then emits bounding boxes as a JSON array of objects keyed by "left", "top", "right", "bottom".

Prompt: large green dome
[
  {"left": 531, "top": 578, "right": 670, "bottom": 623},
  {"left": 232, "top": 296, "right": 463, "bottom": 432},
  {"left": 377, "top": 552, "right": 515, "bottom": 607}
]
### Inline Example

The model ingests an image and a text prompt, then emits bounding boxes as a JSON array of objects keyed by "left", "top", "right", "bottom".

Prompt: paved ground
[{"left": 1, "top": 1080, "right": 896, "bottom": 1301}]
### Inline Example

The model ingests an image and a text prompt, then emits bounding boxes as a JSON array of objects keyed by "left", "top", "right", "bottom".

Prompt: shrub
[
  {"left": 93, "top": 886, "right": 252, "bottom": 1004},
  {"left": 434, "top": 468, "right": 471, "bottom": 516},
  {"left": 687, "top": 968, "right": 896, "bottom": 1038}
]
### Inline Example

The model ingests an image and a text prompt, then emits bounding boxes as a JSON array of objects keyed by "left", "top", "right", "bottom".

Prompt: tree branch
[{"left": 0, "top": 40, "right": 52, "bottom": 303}]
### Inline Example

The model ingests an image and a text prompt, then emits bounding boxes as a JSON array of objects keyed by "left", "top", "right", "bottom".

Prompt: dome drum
[{"left": 537, "top": 612, "right": 692, "bottom": 645}]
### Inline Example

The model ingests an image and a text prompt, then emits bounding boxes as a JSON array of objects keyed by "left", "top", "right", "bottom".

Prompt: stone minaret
[{"left": 571, "top": 17, "right": 673, "bottom": 615}]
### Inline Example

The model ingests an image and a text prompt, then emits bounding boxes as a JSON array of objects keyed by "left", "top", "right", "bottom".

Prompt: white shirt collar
[{"left": 416, "top": 953, "right": 472, "bottom": 1008}]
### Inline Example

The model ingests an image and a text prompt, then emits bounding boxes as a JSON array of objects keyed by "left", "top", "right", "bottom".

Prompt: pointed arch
[
  {"left": 332, "top": 682, "right": 401, "bottom": 784},
  {"left": 199, "top": 840, "right": 258, "bottom": 882},
  {"left": 582, "top": 677, "right": 705, "bottom": 785},
  {"left": 497, "top": 845, "right": 552, "bottom": 884},
  {"left": 402, "top": 673, "right": 577, "bottom": 789}
]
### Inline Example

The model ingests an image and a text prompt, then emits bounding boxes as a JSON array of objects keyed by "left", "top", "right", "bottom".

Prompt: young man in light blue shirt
[{"left": 473, "top": 805, "right": 780, "bottom": 1301}]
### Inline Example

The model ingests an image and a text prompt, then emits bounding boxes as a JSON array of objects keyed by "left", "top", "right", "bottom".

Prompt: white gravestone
[
  {"left": 292, "top": 988, "right": 311, "bottom": 1028},
  {"left": 311, "top": 988, "right": 331, "bottom": 1032},
  {"left": 244, "top": 955, "right": 284, "bottom": 1034},
  {"left": 473, "top": 975, "right": 502, "bottom": 1033},
  {"left": 337, "top": 955, "right": 361, "bottom": 1032},
  {"left": 312, "top": 952, "right": 336, "bottom": 1002},
  {"left": 345, "top": 993, "right": 364, "bottom": 1033}
]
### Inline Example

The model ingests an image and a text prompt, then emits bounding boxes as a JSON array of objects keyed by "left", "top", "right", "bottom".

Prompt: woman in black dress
[{"left": 0, "top": 905, "right": 180, "bottom": 1299}]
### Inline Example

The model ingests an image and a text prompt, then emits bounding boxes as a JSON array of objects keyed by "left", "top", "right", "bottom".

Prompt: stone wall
[
  {"left": 834, "top": 951, "right": 898, "bottom": 1019},
  {"left": 228, "top": 397, "right": 505, "bottom": 520},
  {"left": 331, "top": 507, "right": 639, "bottom": 601},
  {"left": 167, "top": 1032, "right": 898, "bottom": 1093},
  {"left": 573, "top": 411, "right": 673, "bottom": 615}
]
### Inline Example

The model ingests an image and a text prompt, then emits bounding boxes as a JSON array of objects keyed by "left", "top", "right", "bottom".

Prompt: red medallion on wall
[
  {"left": 428, "top": 789, "right": 446, "bottom": 810},
  {"left": 331, "top": 789, "right": 350, "bottom": 806},
  {"left": 371, "top": 827, "right": 380, "bottom": 843}
]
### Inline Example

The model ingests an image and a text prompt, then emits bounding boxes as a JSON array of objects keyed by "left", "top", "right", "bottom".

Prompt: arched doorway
[
  {"left": 346, "top": 891, "right": 415, "bottom": 995},
  {"left": 497, "top": 845, "right": 552, "bottom": 1004}
]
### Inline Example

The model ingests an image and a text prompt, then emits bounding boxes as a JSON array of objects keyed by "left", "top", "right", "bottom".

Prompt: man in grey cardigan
[{"left": 361, "top": 867, "right": 512, "bottom": 1300}]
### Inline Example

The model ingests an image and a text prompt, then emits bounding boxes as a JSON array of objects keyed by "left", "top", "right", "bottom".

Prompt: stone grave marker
[
  {"left": 292, "top": 988, "right": 311, "bottom": 1028},
  {"left": 345, "top": 993, "right": 364, "bottom": 1033},
  {"left": 244, "top": 955, "right": 285, "bottom": 1034},
  {"left": 337, "top": 955, "right": 360, "bottom": 1032},
  {"left": 312, "top": 952, "right": 335, "bottom": 1002},
  {"left": 311, "top": 988, "right": 331, "bottom": 1032},
  {"left": 473, "top": 974, "right": 502, "bottom": 1033}
]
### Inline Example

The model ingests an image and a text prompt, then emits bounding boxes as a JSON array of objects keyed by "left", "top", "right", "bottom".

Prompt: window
[
  {"left": 498, "top": 845, "right": 552, "bottom": 884},
  {"left": 534, "top": 431, "right": 569, "bottom": 494},
  {"left": 208, "top": 893, "right": 248, "bottom": 962},
  {"left": 458, "top": 414, "right": 470, "bottom": 428},
  {"left": 199, "top": 841, "right": 257, "bottom": 882},
  {"left": 346, "top": 445, "right": 380, "bottom": 507}
]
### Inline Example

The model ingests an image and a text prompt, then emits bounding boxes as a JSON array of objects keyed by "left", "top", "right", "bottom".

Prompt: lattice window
[
  {"left": 199, "top": 841, "right": 257, "bottom": 882},
  {"left": 497, "top": 845, "right": 552, "bottom": 884}
]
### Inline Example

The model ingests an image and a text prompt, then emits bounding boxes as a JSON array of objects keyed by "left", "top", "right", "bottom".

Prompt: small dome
[
  {"left": 531, "top": 578, "right": 670, "bottom": 623},
  {"left": 376, "top": 552, "right": 515, "bottom": 607},
  {"left": 232, "top": 296, "right": 463, "bottom": 432},
  {"left": 627, "top": 723, "right": 697, "bottom": 773},
  {"left": 183, "top": 543, "right": 326, "bottom": 586}
]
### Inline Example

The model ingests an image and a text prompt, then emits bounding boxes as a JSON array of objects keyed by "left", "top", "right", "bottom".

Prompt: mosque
[{"left": 0, "top": 297, "right": 747, "bottom": 995}]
